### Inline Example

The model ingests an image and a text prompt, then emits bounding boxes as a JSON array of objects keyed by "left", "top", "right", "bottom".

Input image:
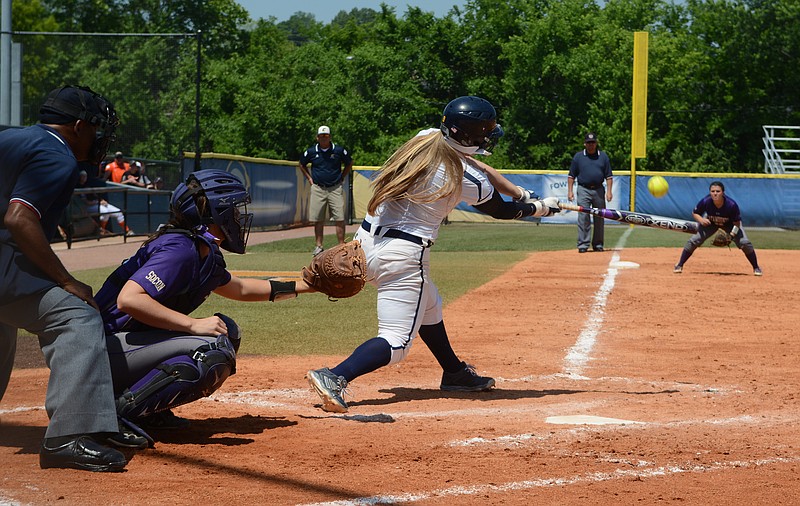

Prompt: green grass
[{"left": 71, "top": 223, "right": 798, "bottom": 357}]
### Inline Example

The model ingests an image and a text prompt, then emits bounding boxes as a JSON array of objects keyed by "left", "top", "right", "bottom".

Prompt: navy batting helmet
[
  {"left": 171, "top": 170, "right": 253, "bottom": 254},
  {"left": 440, "top": 96, "right": 504, "bottom": 154}
]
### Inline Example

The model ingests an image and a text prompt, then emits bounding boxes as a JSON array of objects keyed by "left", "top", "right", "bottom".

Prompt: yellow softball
[{"left": 647, "top": 176, "right": 669, "bottom": 198}]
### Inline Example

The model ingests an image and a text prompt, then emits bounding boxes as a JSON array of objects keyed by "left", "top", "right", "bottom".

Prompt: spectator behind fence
[
  {"left": 104, "top": 151, "right": 129, "bottom": 183},
  {"left": 78, "top": 170, "right": 134, "bottom": 236},
  {"left": 567, "top": 132, "right": 613, "bottom": 253},
  {"left": 122, "top": 161, "right": 154, "bottom": 189}
]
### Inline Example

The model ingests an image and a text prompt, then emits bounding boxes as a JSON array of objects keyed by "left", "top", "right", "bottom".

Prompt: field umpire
[{"left": 567, "top": 132, "right": 613, "bottom": 253}]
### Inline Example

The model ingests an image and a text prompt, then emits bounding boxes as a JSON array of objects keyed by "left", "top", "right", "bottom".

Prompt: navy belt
[
  {"left": 579, "top": 183, "right": 603, "bottom": 190},
  {"left": 361, "top": 220, "right": 427, "bottom": 246},
  {"left": 317, "top": 181, "right": 341, "bottom": 189}
]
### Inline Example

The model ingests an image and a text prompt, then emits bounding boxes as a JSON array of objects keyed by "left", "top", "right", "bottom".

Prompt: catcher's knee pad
[
  {"left": 116, "top": 334, "right": 237, "bottom": 419},
  {"left": 215, "top": 313, "right": 240, "bottom": 352}
]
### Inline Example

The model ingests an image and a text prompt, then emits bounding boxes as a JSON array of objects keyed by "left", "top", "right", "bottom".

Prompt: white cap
[{"left": 317, "top": 125, "right": 331, "bottom": 135}]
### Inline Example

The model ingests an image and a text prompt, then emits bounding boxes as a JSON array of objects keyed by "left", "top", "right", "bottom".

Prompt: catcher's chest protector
[{"left": 115, "top": 334, "right": 237, "bottom": 419}]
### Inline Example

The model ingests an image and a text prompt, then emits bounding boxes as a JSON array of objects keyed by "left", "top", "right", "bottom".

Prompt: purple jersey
[
  {"left": 96, "top": 230, "right": 231, "bottom": 333},
  {"left": 693, "top": 194, "right": 741, "bottom": 228}
]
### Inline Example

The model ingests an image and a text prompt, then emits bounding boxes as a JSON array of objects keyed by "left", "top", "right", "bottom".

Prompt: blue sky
[{"left": 236, "top": 0, "right": 467, "bottom": 24}]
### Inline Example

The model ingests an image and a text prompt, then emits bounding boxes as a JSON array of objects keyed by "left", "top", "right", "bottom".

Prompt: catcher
[
  {"left": 94, "top": 170, "right": 365, "bottom": 441},
  {"left": 673, "top": 180, "right": 762, "bottom": 276}
]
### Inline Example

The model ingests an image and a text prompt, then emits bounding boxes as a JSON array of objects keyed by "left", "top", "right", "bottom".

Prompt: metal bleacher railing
[
  {"left": 763, "top": 125, "right": 800, "bottom": 174},
  {"left": 59, "top": 185, "right": 172, "bottom": 249}
]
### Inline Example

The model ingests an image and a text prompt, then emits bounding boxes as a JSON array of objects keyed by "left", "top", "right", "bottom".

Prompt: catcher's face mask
[{"left": 171, "top": 170, "right": 253, "bottom": 254}]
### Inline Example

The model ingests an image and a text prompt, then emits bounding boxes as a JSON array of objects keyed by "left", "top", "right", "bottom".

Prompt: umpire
[
  {"left": 0, "top": 86, "right": 136, "bottom": 471},
  {"left": 567, "top": 132, "right": 613, "bottom": 253}
]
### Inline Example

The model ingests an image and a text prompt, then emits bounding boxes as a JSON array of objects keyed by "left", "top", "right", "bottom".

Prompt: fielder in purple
[
  {"left": 674, "top": 181, "right": 762, "bottom": 275},
  {"left": 95, "top": 170, "right": 318, "bottom": 436}
]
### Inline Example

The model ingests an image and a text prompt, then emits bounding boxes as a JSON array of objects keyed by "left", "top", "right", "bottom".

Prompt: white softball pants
[{"left": 355, "top": 226, "right": 441, "bottom": 365}]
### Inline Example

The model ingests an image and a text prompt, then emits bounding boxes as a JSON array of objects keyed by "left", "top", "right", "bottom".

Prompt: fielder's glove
[
  {"left": 711, "top": 229, "right": 732, "bottom": 248},
  {"left": 532, "top": 196, "right": 561, "bottom": 218},
  {"left": 302, "top": 240, "right": 367, "bottom": 300},
  {"left": 514, "top": 185, "right": 540, "bottom": 203}
]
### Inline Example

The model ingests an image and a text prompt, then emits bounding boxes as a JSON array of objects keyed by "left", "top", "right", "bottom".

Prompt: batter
[{"left": 307, "top": 96, "right": 561, "bottom": 413}]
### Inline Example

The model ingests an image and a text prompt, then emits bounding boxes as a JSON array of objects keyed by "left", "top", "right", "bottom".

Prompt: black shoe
[
  {"left": 593, "top": 246, "right": 604, "bottom": 252},
  {"left": 578, "top": 248, "right": 588, "bottom": 253},
  {"left": 100, "top": 419, "right": 150, "bottom": 450},
  {"left": 40, "top": 435, "right": 127, "bottom": 472},
  {"left": 118, "top": 416, "right": 155, "bottom": 448},
  {"left": 440, "top": 362, "right": 496, "bottom": 392},
  {"left": 103, "top": 430, "right": 148, "bottom": 450},
  {"left": 134, "top": 409, "right": 191, "bottom": 430}
]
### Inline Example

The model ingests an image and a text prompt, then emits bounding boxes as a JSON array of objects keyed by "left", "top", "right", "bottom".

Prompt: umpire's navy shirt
[
  {"left": 568, "top": 149, "right": 612, "bottom": 188},
  {"left": 299, "top": 143, "right": 352, "bottom": 187},
  {"left": 0, "top": 125, "right": 80, "bottom": 303}
]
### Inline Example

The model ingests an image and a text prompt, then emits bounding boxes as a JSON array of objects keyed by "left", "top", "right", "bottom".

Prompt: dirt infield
[{"left": 2, "top": 245, "right": 799, "bottom": 505}]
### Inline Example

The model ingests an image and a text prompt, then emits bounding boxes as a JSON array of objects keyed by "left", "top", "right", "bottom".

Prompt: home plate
[
  {"left": 610, "top": 261, "right": 639, "bottom": 269},
  {"left": 546, "top": 415, "right": 644, "bottom": 425}
]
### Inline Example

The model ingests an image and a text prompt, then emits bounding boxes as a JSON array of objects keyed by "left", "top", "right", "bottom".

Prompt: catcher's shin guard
[{"left": 116, "top": 334, "right": 237, "bottom": 419}]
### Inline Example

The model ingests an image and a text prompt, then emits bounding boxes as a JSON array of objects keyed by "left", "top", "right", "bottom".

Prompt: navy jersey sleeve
[
  {"left": 8, "top": 131, "right": 78, "bottom": 221},
  {"left": 568, "top": 153, "right": 580, "bottom": 178},
  {"left": 602, "top": 152, "right": 613, "bottom": 177},
  {"left": 298, "top": 147, "right": 312, "bottom": 166},
  {"left": 341, "top": 146, "right": 353, "bottom": 166}
]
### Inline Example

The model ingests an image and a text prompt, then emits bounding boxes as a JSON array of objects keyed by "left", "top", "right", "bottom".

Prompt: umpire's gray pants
[
  {"left": 576, "top": 185, "right": 606, "bottom": 250},
  {"left": 0, "top": 287, "right": 118, "bottom": 438}
]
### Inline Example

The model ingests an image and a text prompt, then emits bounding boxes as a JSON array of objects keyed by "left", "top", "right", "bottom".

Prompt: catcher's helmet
[
  {"left": 38, "top": 85, "right": 119, "bottom": 165},
  {"left": 171, "top": 170, "right": 253, "bottom": 254},
  {"left": 440, "top": 96, "right": 504, "bottom": 154}
]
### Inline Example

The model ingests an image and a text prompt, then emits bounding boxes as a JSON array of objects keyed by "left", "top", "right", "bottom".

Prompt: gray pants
[
  {"left": 679, "top": 224, "right": 759, "bottom": 268},
  {"left": 105, "top": 330, "right": 222, "bottom": 395},
  {"left": 576, "top": 185, "right": 606, "bottom": 250},
  {"left": 0, "top": 287, "right": 118, "bottom": 438}
]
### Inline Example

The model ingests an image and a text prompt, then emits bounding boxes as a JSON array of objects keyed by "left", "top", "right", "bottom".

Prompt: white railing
[{"left": 763, "top": 125, "right": 800, "bottom": 174}]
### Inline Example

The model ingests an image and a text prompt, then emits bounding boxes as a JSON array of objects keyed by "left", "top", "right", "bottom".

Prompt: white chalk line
[
  {"left": 562, "top": 227, "right": 633, "bottom": 378},
  {"left": 297, "top": 456, "right": 800, "bottom": 506},
  {"left": 448, "top": 413, "right": 800, "bottom": 448},
  {"left": 0, "top": 406, "right": 42, "bottom": 415}
]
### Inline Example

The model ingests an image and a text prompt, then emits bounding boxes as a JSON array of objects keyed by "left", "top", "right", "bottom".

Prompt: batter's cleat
[
  {"left": 40, "top": 435, "right": 127, "bottom": 472},
  {"left": 440, "top": 362, "right": 496, "bottom": 392},
  {"left": 673, "top": 264, "right": 683, "bottom": 274},
  {"left": 307, "top": 368, "right": 349, "bottom": 413},
  {"left": 312, "top": 245, "right": 324, "bottom": 256},
  {"left": 754, "top": 267, "right": 763, "bottom": 276}
]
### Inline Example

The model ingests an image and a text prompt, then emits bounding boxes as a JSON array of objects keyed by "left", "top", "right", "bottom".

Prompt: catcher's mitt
[
  {"left": 712, "top": 229, "right": 732, "bottom": 248},
  {"left": 302, "top": 240, "right": 367, "bottom": 299}
]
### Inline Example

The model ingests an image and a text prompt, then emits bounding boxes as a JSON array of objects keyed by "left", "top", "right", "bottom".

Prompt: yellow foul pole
[{"left": 631, "top": 31, "right": 649, "bottom": 211}]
